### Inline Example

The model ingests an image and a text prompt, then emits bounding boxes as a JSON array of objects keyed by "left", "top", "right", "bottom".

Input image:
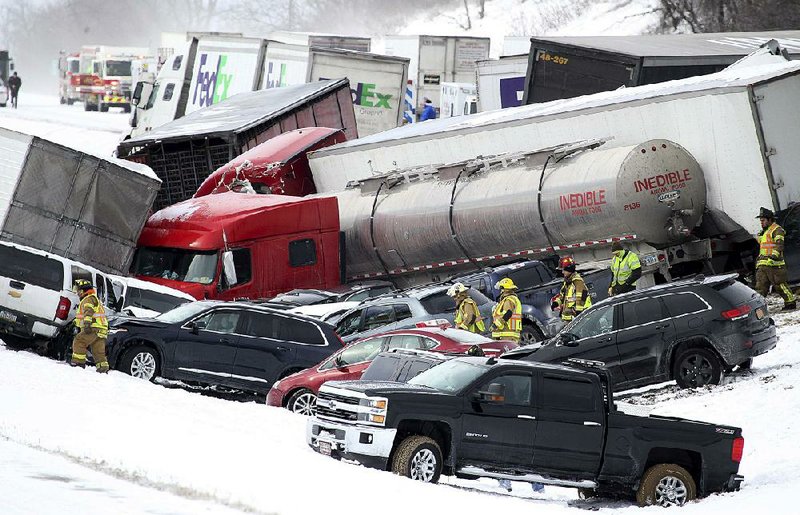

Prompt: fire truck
[{"left": 75, "top": 46, "right": 151, "bottom": 112}]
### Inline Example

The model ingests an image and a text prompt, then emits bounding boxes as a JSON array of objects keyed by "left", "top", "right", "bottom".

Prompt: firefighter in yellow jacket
[
  {"left": 551, "top": 256, "right": 592, "bottom": 322},
  {"left": 755, "top": 207, "right": 796, "bottom": 311},
  {"left": 70, "top": 279, "right": 110, "bottom": 372},
  {"left": 447, "top": 282, "right": 486, "bottom": 333},
  {"left": 491, "top": 278, "right": 522, "bottom": 343}
]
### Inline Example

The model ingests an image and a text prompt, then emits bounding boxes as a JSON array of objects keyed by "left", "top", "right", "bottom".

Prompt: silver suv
[{"left": 334, "top": 285, "right": 495, "bottom": 343}]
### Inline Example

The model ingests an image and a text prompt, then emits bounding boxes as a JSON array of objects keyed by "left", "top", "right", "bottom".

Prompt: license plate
[
  {"left": 0, "top": 310, "right": 17, "bottom": 323},
  {"left": 756, "top": 308, "right": 765, "bottom": 320},
  {"left": 643, "top": 254, "right": 659, "bottom": 266},
  {"left": 318, "top": 440, "right": 332, "bottom": 456}
]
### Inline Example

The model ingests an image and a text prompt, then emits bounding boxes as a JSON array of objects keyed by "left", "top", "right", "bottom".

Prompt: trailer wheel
[
  {"left": 636, "top": 463, "right": 696, "bottom": 507},
  {"left": 391, "top": 435, "right": 442, "bottom": 483},
  {"left": 100, "top": 103, "right": 109, "bottom": 112},
  {"left": 673, "top": 347, "right": 722, "bottom": 388}
]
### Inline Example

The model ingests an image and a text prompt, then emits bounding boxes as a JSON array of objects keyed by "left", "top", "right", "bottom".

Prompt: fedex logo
[
  {"left": 192, "top": 53, "right": 235, "bottom": 107},
  {"left": 352, "top": 82, "right": 392, "bottom": 108}
]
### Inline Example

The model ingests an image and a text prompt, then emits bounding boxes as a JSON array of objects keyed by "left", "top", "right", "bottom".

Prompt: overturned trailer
[
  {"left": 0, "top": 128, "right": 160, "bottom": 274},
  {"left": 308, "top": 46, "right": 800, "bottom": 281},
  {"left": 118, "top": 78, "right": 357, "bottom": 210}
]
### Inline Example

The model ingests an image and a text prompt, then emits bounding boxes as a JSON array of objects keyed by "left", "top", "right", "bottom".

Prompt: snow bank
[{"left": 2, "top": 310, "right": 799, "bottom": 513}]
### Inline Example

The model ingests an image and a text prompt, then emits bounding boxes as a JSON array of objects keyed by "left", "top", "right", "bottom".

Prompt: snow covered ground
[
  {"left": 0, "top": 94, "right": 128, "bottom": 156},
  {"left": 1, "top": 307, "right": 798, "bottom": 514}
]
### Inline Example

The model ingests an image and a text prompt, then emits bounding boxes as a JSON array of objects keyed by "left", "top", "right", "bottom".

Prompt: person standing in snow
[
  {"left": 8, "top": 72, "right": 21, "bottom": 108},
  {"left": 419, "top": 97, "right": 437, "bottom": 121},
  {"left": 70, "top": 279, "right": 109, "bottom": 373}
]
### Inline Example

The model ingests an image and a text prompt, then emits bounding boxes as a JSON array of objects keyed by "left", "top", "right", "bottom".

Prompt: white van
[
  {"left": 0, "top": 242, "right": 117, "bottom": 343},
  {"left": 0, "top": 242, "right": 193, "bottom": 349}
]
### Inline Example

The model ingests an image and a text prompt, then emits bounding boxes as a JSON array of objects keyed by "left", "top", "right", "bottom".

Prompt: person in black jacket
[{"left": 8, "top": 72, "right": 21, "bottom": 108}]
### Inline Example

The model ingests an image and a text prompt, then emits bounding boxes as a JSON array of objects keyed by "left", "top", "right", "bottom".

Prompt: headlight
[{"left": 361, "top": 398, "right": 387, "bottom": 410}]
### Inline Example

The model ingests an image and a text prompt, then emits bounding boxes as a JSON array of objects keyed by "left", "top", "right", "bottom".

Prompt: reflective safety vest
[
  {"left": 611, "top": 251, "right": 642, "bottom": 287},
  {"left": 556, "top": 273, "right": 592, "bottom": 322},
  {"left": 757, "top": 223, "right": 786, "bottom": 267},
  {"left": 74, "top": 291, "right": 108, "bottom": 338},
  {"left": 455, "top": 297, "right": 486, "bottom": 333},
  {"left": 492, "top": 293, "right": 522, "bottom": 340}
]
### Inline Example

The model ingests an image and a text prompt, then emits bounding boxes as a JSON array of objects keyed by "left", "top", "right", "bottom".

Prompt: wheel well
[
  {"left": 278, "top": 367, "right": 304, "bottom": 380},
  {"left": 668, "top": 338, "right": 723, "bottom": 378},
  {"left": 643, "top": 447, "right": 703, "bottom": 494},
  {"left": 521, "top": 319, "right": 545, "bottom": 338},
  {"left": 119, "top": 339, "right": 161, "bottom": 369},
  {"left": 390, "top": 419, "right": 452, "bottom": 471},
  {"left": 281, "top": 386, "right": 310, "bottom": 408}
]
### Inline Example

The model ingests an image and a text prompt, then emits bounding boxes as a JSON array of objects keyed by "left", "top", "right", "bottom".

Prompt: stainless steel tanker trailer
[{"left": 322, "top": 138, "right": 707, "bottom": 287}]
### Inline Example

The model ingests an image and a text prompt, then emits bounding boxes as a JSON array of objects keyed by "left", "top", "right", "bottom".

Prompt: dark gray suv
[{"left": 504, "top": 274, "right": 776, "bottom": 390}]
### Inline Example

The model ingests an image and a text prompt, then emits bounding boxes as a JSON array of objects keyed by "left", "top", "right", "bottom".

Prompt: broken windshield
[{"left": 132, "top": 247, "right": 218, "bottom": 285}]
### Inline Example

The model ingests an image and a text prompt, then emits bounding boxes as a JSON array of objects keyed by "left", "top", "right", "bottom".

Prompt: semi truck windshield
[{"left": 133, "top": 247, "right": 218, "bottom": 285}]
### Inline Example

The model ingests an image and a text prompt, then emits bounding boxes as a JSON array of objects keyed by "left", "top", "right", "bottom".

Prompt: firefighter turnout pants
[
  {"left": 71, "top": 331, "right": 109, "bottom": 372},
  {"left": 755, "top": 265, "right": 795, "bottom": 305}
]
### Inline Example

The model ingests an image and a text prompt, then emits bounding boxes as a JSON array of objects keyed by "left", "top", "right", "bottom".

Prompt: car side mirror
[
  {"left": 189, "top": 320, "right": 206, "bottom": 334},
  {"left": 560, "top": 333, "right": 579, "bottom": 347},
  {"left": 474, "top": 383, "right": 505, "bottom": 403}
]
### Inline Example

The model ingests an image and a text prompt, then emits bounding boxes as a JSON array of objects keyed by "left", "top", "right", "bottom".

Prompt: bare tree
[{"left": 655, "top": 0, "right": 800, "bottom": 33}]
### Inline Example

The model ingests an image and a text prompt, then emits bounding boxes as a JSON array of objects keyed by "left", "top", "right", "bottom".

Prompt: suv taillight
[
  {"left": 731, "top": 436, "right": 744, "bottom": 462},
  {"left": 55, "top": 296, "right": 71, "bottom": 320},
  {"left": 721, "top": 305, "right": 751, "bottom": 320}
]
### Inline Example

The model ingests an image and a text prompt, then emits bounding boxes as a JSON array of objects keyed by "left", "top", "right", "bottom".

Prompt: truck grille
[
  {"left": 318, "top": 392, "right": 360, "bottom": 405},
  {"left": 316, "top": 390, "right": 361, "bottom": 422}
]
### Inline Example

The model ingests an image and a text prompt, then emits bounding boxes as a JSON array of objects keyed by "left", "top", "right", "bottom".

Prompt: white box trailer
[
  {"left": 130, "top": 35, "right": 272, "bottom": 138},
  {"left": 475, "top": 54, "right": 528, "bottom": 111},
  {"left": 382, "top": 35, "right": 490, "bottom": 122},
  {"left": 308, "top": 48, "right": 409, "bottom": 136},
  {"left": 440, "top": 82, "right": 477, "bottom": 117},
  {"left": 308, "top": 47, "right": 800, "bottom": 278},
  {"left": 262, "top": 40, "right": 309, "bottom": 89},
  {"left": 502, "top": 36, "right": 531, "bottom": 57}
]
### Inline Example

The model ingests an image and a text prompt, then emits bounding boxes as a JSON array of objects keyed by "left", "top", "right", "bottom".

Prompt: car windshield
[
  {"left": 132, "top": 247, "right": 218, "bottom": 285},
  {"left": 408, "top": 359, "right": 487, "bottom": 393},
  {"left": 155, "top": 301, "right": 213, "bottom": 323},
  {"left": 105, "top": 60, "right": 132, "bottom": 76}
]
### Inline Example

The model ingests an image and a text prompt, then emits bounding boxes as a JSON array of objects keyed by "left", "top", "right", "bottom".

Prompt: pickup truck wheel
[
  {"left": 391, "top": 435, "right": 442, "bottom": 483},
  {"left": 120, "top": 345, "right": 159, "bottom": 382},
  {"left": 674, "top": 347, "right": 722, "bottom": 388},
  {"left": 287, "top": 388, "right": 317, "bottom": 416},
  {"left": 636, "top": 463, "right": 696, "bottom": 507}
]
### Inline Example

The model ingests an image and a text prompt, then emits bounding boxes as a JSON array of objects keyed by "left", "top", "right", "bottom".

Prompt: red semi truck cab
[{"left": 133, "top": 192, "right": 342, "bottom": 300}]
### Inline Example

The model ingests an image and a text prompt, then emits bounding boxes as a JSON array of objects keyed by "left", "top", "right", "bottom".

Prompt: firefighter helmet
[
  {"left": 446, "top": 282, "right": 469, "bottom": 297},
  {"left": 72, "top": 279, "right": 92, "bottom": 293},
  {"left": 494, "top": 277, "right": 517, "bottom": 290},
  {"left": 558, "top": 256, "right": 576, "bottom": 272}
]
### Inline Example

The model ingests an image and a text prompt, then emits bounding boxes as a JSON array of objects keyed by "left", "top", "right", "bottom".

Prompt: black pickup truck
[{"left": 307, "top": 358, "right": 744, "bottom": 507}]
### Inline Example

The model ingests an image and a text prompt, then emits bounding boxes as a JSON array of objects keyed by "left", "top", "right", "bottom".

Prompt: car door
[
  {"left": 532, "top": 372, "right": 605, "bottom": 480},
  {"left": 558, "top": 304, "right": 625, "bottom": 383},
  {"left": 460, "top": 371, "right": 537, "bottom": 470},
  {"left": 228, "top": 310, "right": 291, "bottom": 390},
  {"left": 616, "top": 296, "right": 676, "bottom": 383},
  {"left": 172, "top": 308, "right": 241, "bottom": 384}
]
